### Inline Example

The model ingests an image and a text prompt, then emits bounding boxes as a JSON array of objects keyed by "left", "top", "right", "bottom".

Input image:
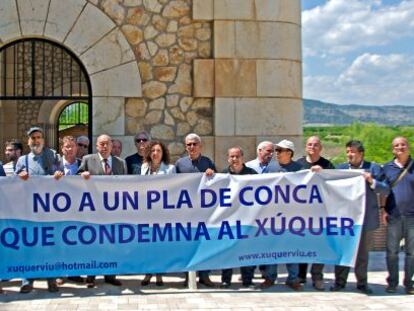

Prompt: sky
[{"left": 301, "top": 0, "right": 414, "bottom": 106}]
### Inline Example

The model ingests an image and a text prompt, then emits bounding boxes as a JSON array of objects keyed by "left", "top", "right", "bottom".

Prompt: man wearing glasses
[
  {"left": 76, "top": 136, "right": 90, "bottom": 159},
  {"left": 175, "top": 133, "right": 216, "bottom": 287},
  {"left": 259, "top": 139, "right": 304, "bottom": 291},
  {"left": 125, "top": 131, "right": 151, "bottom": 175}
]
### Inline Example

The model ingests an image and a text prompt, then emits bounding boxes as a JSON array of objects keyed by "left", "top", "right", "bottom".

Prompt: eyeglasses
[
  {"left": 77, "top": 143, "right": 88, "bottom": 148},
  {"left": 135, "top": 138, "right": 148, "bottom": 143},
  {"left": 186, "top": 142, "right": 199, "bottom": 147}
]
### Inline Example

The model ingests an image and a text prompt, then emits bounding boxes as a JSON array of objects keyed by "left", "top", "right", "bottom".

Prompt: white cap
[{"left": 275, "top": 139, "right": 295, "bottom": 152}]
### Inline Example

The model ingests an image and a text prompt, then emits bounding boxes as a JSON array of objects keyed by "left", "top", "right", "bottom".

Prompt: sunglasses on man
[{"left": 135, "top": 138, "right": 148, "bottom": 143}]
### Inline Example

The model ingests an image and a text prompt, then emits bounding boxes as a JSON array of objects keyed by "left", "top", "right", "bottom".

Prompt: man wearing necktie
[{"left": 77, "top": 134, "right": 127, "bottom": 288}]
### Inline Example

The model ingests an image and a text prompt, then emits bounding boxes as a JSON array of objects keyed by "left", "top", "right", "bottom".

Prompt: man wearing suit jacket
[
  {"left": 331, "top": 140, "right": 389, "bottom": 294},
  {"left": 78, "top": 134, "right": 127, "bottom": 288},
  {"left": 0, "top": 161, "right": 5, "bottom": 176}
]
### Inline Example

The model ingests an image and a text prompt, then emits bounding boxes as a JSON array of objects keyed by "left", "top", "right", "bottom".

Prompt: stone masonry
[{"left": 0, "top": 0, "right": 302, "bottom": 168}]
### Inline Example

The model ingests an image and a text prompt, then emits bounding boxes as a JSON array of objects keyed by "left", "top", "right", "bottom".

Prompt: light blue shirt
[
  {"left": 245, "top": 158, "right": 279, "bottom": 174},
  {"left": 62, "top": 157, "right": 79, "bottom": 176},
  {"left": 15, "top": 148, "right": 61, "bottom": 176}
]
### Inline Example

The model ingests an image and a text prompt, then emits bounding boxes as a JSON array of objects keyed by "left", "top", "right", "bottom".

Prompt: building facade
[{"left": 0, "top": 0, "right": 302, "bottom": 169}]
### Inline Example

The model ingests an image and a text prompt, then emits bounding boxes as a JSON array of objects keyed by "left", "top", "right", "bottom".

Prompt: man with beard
[
  {"left": 125, "top": 131, "right": 151, "bottom": 175},
  {"left": 15, "top": 127, "right": 62, "bottom": 179},
  {"left": 3, "top": 140, "right": 23, "bottom": 176},
  {"left": 14, "top": 127, "right": 62, "bottom": 293}
]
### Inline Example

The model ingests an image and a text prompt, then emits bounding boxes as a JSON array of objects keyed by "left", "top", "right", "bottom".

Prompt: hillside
[{"left": 304, "top": 99, "right": 414, "bottom": 125}]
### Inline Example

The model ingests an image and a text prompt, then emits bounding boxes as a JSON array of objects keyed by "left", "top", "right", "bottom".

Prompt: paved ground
[{"left": 0, "top": 252, "right": 412, "bottom": 310}]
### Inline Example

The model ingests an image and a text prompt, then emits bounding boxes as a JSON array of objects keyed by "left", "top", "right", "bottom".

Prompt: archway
[
  {"left": 57, "top": 101, "right": 89, "bottom": 144},
  {"left": 0, "top": 38, "right": 92, "bottom": 154},
  {"left": 0, "top": 0, "right": 142, "bottom": 159}
]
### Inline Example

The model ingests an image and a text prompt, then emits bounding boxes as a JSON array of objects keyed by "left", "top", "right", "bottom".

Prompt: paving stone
[{"left": 0, "top": 253, "right": 412, "bottom": 311}]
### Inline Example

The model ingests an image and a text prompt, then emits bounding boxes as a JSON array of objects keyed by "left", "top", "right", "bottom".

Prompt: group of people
[{"left": 0, "top": 127, "right": 413, "bottom": 296}]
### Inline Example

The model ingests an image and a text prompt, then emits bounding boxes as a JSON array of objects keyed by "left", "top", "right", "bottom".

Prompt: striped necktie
[{"left": 103, "top": 159, "right": 112, "bottom": 175}]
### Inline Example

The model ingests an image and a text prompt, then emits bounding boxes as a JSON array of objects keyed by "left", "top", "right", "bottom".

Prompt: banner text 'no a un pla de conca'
[{"left": 0, "top": 170, "right": 365, "bottom": 279}]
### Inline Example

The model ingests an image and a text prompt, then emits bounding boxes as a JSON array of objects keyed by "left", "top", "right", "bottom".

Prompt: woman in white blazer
[{"left": 140, "top": 141, "right": 175, "bottom": 286}]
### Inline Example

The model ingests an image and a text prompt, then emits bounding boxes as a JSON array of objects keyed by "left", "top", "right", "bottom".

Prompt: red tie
[{"left": 104, "top": 159, "right": 112, "bottom": 175}]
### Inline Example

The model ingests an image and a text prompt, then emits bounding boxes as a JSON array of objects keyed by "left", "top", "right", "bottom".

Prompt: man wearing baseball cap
[
  {"left": 260, "top": 139, "right": 303, "bottom": 291},
  {"left": 14, "top": 126, "right": 62, "bottom": 293}
]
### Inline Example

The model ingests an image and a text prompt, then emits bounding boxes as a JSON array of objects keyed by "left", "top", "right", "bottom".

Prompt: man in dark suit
[
  {"left": 78, "top": 134, "right": 127, "bottom": 288},
  {"left": 331, "top": 140, "right": 389, "bottom": 294},
  {"left": 0, "top": 161, "right": 5, "bottom": 176},
  {"left": 125, "top": 131, "right": 151, "bottom": 175}
]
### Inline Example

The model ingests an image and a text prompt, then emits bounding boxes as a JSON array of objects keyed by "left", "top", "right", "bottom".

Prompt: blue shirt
[
  {"left": 175, "top": 155, "right": 216, "bottom": 173},
  {"left": 62, "top": 157, "right": 80, "bottom": 176},
  {"left": 276, "top": 160, "right": 303, "bottom": 173},
  {"left": 383, "top": 158, "right": 414, "bottom": 217},
  {"left": 245, "top": 158, "right": 279, "bottom": 173},
  {"left": 15, "top": 148, "right": 61, "bottom": 176}
]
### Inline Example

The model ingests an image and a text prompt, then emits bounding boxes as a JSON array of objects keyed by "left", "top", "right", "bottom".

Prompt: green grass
[{"left": 304, "top": 123, "right": 414, "bottom": 165}]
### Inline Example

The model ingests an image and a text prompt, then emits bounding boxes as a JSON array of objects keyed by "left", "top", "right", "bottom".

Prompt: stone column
[{"left": 193, "top": 0, "right": 303, "bottom": 169}]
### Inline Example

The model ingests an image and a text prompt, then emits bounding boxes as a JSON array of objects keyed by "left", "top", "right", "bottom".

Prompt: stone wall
[
  {"left": 71, "top": 0, "right": 214, "bottom": 160},
  {"left": 103, "top": 0, "right": 215, "bottom": 160},
  {"left": 0, "top": 0, "right": 303, "bottom": 168},
  {"left": 193, "top": 0, "right": 303, "bottom": 169}
]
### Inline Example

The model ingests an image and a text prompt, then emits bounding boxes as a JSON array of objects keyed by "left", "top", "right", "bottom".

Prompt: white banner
[{"left": 0, "top": 170, "right": 365, "bottom": 278}]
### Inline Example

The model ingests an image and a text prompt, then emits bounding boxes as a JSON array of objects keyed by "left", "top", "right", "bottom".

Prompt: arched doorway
[
  {"left": 57, "top": 101, "right": 89, "bottom": 145},
  {"left": 0, "top": 38, "right": 92, "bottom": 156}
]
